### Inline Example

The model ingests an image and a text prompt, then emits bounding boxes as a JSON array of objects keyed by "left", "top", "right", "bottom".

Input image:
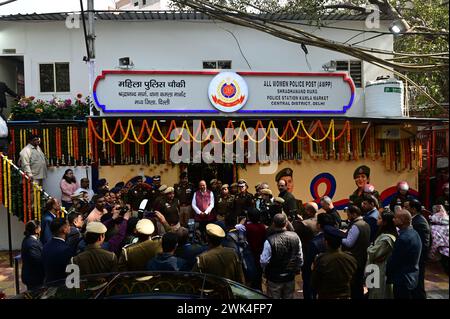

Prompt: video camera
[
  {"left": 138, "top": 199, "right": 156, "bottom": 219},
  {"left": 187, "top": 218, "right": 201, "bottom": 244},
  {"left": 119, "top": 205, "right": 129, "bottom": 216}
]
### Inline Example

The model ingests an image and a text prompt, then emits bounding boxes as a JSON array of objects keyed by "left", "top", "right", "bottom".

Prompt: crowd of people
[{"left": 19, "top": 163, "right": 449, "bottom": 299}]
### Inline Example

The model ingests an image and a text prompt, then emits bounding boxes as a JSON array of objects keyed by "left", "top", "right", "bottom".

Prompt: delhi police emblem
[{"left": 208, "top": 72, "right": 249, "bottom": 113}]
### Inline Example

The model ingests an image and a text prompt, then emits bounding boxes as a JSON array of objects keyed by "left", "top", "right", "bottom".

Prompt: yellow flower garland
[{"left": 93, "top": 119, "right": 344, "bottom": 146}]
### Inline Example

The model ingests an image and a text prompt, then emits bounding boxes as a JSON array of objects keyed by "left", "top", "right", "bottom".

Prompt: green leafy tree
[{"left": 173, "top": 0, "right": 448, "bottom": 114}]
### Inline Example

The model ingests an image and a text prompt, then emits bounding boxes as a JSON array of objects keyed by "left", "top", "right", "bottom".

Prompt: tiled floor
[{"left": 0, "top": 250, "right": 448, "bottom": 299}]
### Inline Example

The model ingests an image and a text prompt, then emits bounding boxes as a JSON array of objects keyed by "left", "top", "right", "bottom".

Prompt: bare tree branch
[{"left": 173, "top": 0, "right": 447, "bottom": 109}]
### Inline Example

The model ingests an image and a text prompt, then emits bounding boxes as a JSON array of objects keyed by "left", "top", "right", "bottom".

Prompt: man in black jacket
[
  {"left": 405, "top": 199, "right": 431, "bottom": 299},
  {"left": 0, "top": 81, "right": 19, "bottom": 113}
]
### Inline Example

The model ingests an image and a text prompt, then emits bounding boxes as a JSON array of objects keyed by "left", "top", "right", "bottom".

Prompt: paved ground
[{"left": 0, "top": 250, "right": 448, "bottom": 299}]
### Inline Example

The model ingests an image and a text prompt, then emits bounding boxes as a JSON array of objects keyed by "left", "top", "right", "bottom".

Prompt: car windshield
[{"left": 15, "top": 272, "right": 268, "bottom": 299}]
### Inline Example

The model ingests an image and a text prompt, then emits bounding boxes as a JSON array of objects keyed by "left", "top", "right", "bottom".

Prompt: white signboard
[{"left": 93, "top": 70, "right": 355, "bottom": 115}]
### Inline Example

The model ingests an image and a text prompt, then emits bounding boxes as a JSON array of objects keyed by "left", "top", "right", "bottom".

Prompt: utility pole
[{"left": 87, "top": 0, "right": 96, "bottom": 116}]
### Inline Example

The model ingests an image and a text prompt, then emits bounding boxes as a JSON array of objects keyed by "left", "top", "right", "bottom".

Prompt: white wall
[
  {"left": 0, "top": 207, "right": 24, "bottom": 250},
  {"left": 0, "top": 18, "right": 394, "bottom": 117},
  {"left": 43, "top": 166, "right": 93, "bottom": 202}
]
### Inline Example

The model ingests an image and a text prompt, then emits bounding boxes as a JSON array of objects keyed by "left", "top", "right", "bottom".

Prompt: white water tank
[{"left": 365, "top": 79, "right": 404, "bottom": 117}]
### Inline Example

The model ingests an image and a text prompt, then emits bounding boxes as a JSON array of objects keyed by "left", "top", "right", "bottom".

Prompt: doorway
[{"left": 0, "top": 55, "right": 24, "bottom": 117}]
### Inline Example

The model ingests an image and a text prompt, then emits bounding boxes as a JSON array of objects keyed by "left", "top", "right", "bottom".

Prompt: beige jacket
[{"left": 19, "top": 144, "right": 47, "bottom": 179}]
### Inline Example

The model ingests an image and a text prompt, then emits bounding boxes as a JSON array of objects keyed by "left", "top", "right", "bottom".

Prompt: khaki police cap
[
  {"left": 237, "top": 179, "right": 247, "bottom": 187},
  {"left": 221, "top": 184, "right": 229, "bottom": 189},
  {"left": 136, "top": 219, "right": 155, "bottom": 235},
  {"left": 274, "top": 197, "right": 285, "bottom": 204},
  {"left": 210, "top": 179, "right": 218, "bottom": 185},
  {"left": 261, "top": 189, "right": 273, "bottom": 196},
  {"left": 158, "top": 184, "right": 168, "bottom": 192},
  {"left": 86, "top": 222, "right": 107, "bottom": 234},
  {"left": 230, "top": 183, "right": 238, "bottom": 187},
  {"left": 206, "top": 223, "right": 226, "bottom": 238},
  {"left": 164, "top": 186, "right": 175, "bottom": 194}
]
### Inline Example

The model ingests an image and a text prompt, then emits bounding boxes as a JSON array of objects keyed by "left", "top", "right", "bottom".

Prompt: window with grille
[
  {"left": 336, "top": 60, "right": 362, "bottom": 88},
  {"left": 203, "top": 60, "right": 232, "bottom": 70},
  {"left": 39, "top": 63, "right": 70, "bottom": 93}
]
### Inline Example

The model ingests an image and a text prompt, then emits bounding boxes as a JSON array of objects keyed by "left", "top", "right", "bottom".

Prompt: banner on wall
[{"left": 93, "top": 70, "right": 355, "bottom": 115}]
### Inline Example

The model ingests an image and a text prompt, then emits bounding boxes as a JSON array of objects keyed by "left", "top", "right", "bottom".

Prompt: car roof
[{"left": 14, "top": 271, "right": 268, "bottom": 299}]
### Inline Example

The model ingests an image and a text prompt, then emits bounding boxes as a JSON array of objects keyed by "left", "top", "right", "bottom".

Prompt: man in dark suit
[
  {"left": 40, "top": 198, "right": 60, "bottom": 245},
  {"left": 42, "top": 218, "right": 73, "bottom": 284},
  {"left": 405, "top": 199, "right": 431, "bottom": 299},
  {"left": 21, "top": 221, "right": 45, "bottom": 291},
  {"left": 386, "top": 209, "right": 422, "bottom": 299}
]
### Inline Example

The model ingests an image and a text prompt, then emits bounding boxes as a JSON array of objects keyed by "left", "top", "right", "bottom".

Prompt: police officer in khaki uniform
[
  {"left": 192, "top": 223, "right": 245, "bottom": 284},
  {"left": 127, "top": 175, "right": 152, "bottom": 211},
  {"left": 152, "top": 184, "right": 167, "bottom": 211},
  {"left": 259, "top": 188, "right": 274, "bottom": 225},
  {"left": 71, "top": 222, "right": 118, "bottom": 275},
  {"left": 254, "top": 183, "right": 269, "bottom": 211},
  {"left": 215, "top": 184, "right": 235, "bottom": 221},
  {"left": 118, "top": 219, "right": 162, "bottom": 271},
  {"left": 160, "top": 187, "right": 181, "bottom": 229},
  {"left": 233, "top": 179, "right": 255, "bottom": 222},
  {"left": 230, "top": 183, "right": 238, "bottom": 196},
  {"left": 147, "top": 175, "right": 162, "bottom": 208},
  {"left": 174, "top": 172, "right": 195, "bottom": 227}
]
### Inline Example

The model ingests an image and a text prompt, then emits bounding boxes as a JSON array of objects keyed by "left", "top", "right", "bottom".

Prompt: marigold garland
[{"left": 0, "top": 153, "right": 55, "bottom": 223}]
